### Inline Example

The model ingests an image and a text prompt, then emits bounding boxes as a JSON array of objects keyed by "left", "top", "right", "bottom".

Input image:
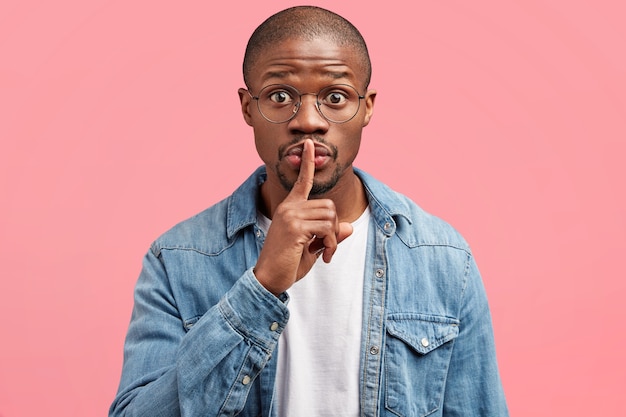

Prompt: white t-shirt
[{"left": 257, "top": 207, "right": 370, "bottom": 416}]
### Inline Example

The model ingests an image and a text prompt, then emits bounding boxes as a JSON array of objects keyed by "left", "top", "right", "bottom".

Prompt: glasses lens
[
  {"left": 257, "top": 85, "right": 299, "bottom": 123},
  {"left": 255, "top": 84, "right": 362, "bottom": 123},
  {"left": 317, "top": 85, "right": 361, "bottom": 123}
]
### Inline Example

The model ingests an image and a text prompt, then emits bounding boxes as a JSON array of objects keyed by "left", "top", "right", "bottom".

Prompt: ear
[
  {"left": 238, "top": 88, "right": 254, "bottom": 126},
  {"left": 362, "top": 89, "right": 376, "bottom": 127}
]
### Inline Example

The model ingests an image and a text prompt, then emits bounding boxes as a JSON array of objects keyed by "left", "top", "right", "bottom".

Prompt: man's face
[{"left": 239, "top": 37, "right": 376, "bottom": 197}]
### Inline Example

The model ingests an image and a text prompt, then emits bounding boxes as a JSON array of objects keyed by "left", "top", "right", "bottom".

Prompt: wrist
[{"left": 252, "top": 266, "right": 284, "bottom": 297}]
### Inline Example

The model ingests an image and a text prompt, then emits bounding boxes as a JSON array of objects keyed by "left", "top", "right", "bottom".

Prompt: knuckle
[
  {"left": 316, "top": 200, "right": 335, "bottom": 215},
  {"left": 321, "top": 199, "right": 335, "bottom": 209},
  {"left": 274, "top": 205, "right": 289, "bottom": 217},
  {"left": 281, "top": 207, "right": 294, "bottom": 219}
]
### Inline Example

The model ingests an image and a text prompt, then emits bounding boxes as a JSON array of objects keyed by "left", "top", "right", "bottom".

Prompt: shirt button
[
  {"left": 375, "top": 269, "right": 384, "bottom": 278},
  {"left": 369, "top": 345, "right": 380, "bottom": 355},
  {"left": 242, "top": 375, "right": 251, "bottom": 385},
  {"left": 421, "top": 337, "right": 430, "bottom": 347},
  {"left": 384, "top": 222, "right": 391, "bottom": 230},
  {"left": 270, "top": 322, "right": 279, "bottom": 331},
  {"left": 255, "top": 230, "right": 262, "bottom": 238}
]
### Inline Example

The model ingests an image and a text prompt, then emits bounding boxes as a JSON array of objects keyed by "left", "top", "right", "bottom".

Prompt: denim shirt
[{"left": 110, "top": 167, "right": 508, "bottom": 417}]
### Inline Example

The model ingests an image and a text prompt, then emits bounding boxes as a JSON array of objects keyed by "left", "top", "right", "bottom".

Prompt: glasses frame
[{"left": 248, "top": 84, "right": 365, "bottom": 124}]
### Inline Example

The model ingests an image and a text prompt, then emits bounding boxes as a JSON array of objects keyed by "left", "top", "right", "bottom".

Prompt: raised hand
[{"left": 253, "top": 139, "right": 353, "bottom": 296}]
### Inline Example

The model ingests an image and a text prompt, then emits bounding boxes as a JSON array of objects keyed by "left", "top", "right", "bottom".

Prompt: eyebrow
[
  {"left": 264, "top": 71, "right": 290, "bottom": 80},
  {"left": 325, "top": 71, "right": 351, "bottom": 79}
]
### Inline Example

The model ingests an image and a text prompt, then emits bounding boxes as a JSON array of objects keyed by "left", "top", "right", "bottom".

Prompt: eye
[
  {"left": 267, "top": 90, "right": 294, "bottom": 104},
  {"left": 322, "top": 90, "right": 349, "bottom": 106}
]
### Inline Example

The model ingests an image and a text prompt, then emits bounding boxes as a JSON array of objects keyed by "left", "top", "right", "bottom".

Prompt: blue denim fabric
[{"left": 110, "top": 167, "right": 508, "bottom": 417}]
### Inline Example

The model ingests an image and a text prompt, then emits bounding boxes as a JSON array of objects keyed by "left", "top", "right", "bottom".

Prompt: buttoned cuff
[{"left": 218, "top": 268, "right": 290, "bottom": 351}]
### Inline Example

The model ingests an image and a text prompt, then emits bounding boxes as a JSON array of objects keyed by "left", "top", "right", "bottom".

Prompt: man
[{"left": 110, "top": 6, "right": 508, "bottom": 417}]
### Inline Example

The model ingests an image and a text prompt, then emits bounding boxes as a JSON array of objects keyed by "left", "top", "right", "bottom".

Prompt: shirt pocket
[{"left": 384, "top": 314, "right": 459, "bottom": 417}]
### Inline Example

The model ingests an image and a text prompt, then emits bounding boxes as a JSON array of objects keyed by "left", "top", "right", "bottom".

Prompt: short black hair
[{"left": 243, "top": 6, "right": 372, "bottom": 89}]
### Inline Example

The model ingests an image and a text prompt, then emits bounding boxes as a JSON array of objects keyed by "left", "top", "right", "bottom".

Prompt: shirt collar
[{"left": 226, "top": 166, "right": 414, "bottom": 239}]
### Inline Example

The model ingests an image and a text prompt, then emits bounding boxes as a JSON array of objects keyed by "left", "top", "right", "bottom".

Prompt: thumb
[{"left": 336, "top": 222, "right": 353, "bottom": 244}]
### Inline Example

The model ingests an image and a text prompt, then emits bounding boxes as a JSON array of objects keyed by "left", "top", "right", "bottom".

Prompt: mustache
[{"left": 277, "top": 135, "right": 338, "bottom": 160}]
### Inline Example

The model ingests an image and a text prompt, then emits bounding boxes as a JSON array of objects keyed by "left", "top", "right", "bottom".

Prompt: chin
[{"left": 277, "top": 165, "right": 342, "bottom": 197}]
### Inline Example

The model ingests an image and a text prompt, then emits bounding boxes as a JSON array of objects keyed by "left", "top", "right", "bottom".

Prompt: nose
[{"left": 288, "top": 94, "right": 329, "bottom": 134}]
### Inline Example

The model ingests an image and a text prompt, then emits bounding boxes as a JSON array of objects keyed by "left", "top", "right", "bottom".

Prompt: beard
[{"left": 277, "top": 163, "right": 343, "bottom": 197}]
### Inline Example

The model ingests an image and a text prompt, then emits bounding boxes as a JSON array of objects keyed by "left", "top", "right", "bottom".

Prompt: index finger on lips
[{"left": 287, "top": 138, "right": 315, "bottom": 201}]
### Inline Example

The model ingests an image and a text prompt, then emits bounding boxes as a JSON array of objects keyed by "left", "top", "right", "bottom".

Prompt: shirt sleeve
[
  {"left": 442, "top": 253, "right": 509, "bottom": 416},
  {"left": 109, "top": 247, "right": 289, "bottom": 417}
]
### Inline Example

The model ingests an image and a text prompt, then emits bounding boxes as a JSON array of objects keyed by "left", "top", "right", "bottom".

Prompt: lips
[{"left": 283, "top": 142, "right": 332, "bottom": 168}]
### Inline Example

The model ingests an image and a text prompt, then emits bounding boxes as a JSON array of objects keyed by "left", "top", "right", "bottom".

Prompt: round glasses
[{"left": 249, "top": 84, "right": 365, "bottom": 124}]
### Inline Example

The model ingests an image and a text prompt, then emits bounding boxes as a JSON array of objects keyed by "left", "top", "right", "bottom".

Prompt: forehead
[{"left": 248, "top": 37, "right": 366, "bottom": 89}]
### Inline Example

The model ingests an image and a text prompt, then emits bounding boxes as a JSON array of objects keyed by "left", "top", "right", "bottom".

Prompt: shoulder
[
  {"left": 149, "top": 167, "right": 265, "bottom": 256},
  {"left": 355, "top": 168, "right": 471, "bottom": 253},
  {"left": 396, "top": 191, "right": 470, "bottom": 252},
  {"left": 150, "top": 197, "right": 232, "bottom": 256}
]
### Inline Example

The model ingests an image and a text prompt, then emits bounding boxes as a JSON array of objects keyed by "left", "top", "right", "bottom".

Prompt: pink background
[{"left": 1, "top": 1, "right": 624, "bottom": 416}]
